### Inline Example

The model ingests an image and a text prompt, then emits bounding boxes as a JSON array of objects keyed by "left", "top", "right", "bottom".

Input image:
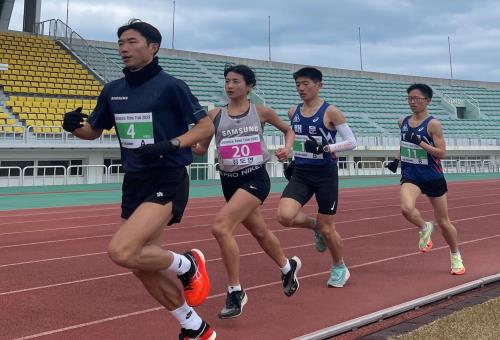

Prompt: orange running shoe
[
  {"left": 179, "top": 320, "right": 216, "bottom": 340},
  {"left": 178, "top": 249, "right": 210, "bottom": 307}
]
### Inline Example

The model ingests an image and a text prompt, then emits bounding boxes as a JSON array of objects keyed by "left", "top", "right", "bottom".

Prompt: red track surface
[{"left": 1, "top": 180, "right": 500, "bottom": 340}]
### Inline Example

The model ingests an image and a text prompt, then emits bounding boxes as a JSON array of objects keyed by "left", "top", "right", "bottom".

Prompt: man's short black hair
[
  {"left": 407, "top": 83, "right": 433, "bottom": 99},
  {"left": 223, "top": 64, "right": 256, "bottom": 87},
  {"left": 293, "top": 67, "right": 322, "bottom": 82},
  {"left": 117, "top": 19, "right": 162, "bottom": 47}
]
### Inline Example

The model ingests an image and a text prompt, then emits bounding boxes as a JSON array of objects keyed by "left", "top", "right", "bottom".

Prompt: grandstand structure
[{"left": 1, "top": 18, "right": 500, "bottom": 186}]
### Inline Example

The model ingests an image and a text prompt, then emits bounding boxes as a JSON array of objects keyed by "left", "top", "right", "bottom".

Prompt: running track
[{"left": 1, "top": 179, "right": 500, "bottom": 340}]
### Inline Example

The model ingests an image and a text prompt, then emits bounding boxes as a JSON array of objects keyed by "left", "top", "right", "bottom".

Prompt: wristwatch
[
  {"left": 170, "top": 138, "right": 181, "bottom": 149},
  {"left": 323, "top": 145, "right": 330, "bottom": 153}
]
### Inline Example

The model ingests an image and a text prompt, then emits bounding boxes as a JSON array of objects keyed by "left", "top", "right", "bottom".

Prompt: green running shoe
[
  {"left": 450, "top": 253, "right": 465, "bottom": 275},
  {"left": 419, "top": 221, "right": 434, "bottom": 252}
]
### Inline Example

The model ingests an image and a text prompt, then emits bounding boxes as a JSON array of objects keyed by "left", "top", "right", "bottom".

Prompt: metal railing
[
  {"left": 1, "top": 160, "right": 499, "bottom": 187},
  {"left": 22, "top": 165, "right": 67, "bottom": 186},
  {"left": 67, "top": 165, "right": 108, "bottom": 184},
  {"left": 34, "top": 19, "right": 122, "bottom": 82},
  {"left": 0, "top": 166, "right": 22, "bottom": 186},
  {"left": 0, "top": 125, "right": 25, "bottom": 140}
]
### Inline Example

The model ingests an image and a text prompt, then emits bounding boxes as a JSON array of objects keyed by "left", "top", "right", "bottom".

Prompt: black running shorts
[
  {"left": 219, "top": 165, "right": 270, "bottom": 203},
  {"left": 121, "top": 167, "right": 189, "bottom": 225},
  {"left": 401, "top": 177, "right": 448, "bottom": 198},
  {"left": 281, "top": 164, "right": 339, "bottom": 215}
]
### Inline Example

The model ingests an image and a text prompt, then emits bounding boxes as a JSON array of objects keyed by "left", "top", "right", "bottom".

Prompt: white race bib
[{"left": 115, "top": 112, "right": 154, "bottom": 149}]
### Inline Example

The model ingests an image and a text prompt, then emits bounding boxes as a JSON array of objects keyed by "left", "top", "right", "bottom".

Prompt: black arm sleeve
[
  {"left": 87, "top": 85, "right": 114, "bottom": 130},
  {"left": 171, "top": 79, "right": 207, "bottom": 124}
]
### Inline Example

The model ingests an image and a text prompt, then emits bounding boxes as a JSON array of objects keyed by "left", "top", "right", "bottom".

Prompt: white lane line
[
  {"left": 11, "top": 232, "right": 500, "bottom": 340},
  {"left": 1, "top": 182, "right": 498, "bottom": 220},
  {"left": 2, "top": 191, "right": 499, "bottom": 236},
  {"left": 2, "top": 212, "right": 499, "bottom": 293}
]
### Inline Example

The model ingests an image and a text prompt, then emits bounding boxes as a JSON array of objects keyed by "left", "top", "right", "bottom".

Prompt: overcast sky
[{"left": 8, "top": 0, "right": 500, "bottom": 82}]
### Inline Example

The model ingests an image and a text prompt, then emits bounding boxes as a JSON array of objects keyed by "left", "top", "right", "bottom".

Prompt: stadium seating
[
  {"left": 1, "top": 29, "right": 499, "bottom": 139},
  {"left": 79, "top": 44, "right": 500, "bottom": 137},
  {"left": 94, "top": 47, "right": 223, "bottom": 102},
  {"left": 0, "top": 32, "right": 112, "bottom": 135},
  {"left": 0, "top": 32, "right": 102, "bottom": 97}
]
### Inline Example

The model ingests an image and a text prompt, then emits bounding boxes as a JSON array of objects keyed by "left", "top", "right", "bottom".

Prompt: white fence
[
  {"left": 2, "top": 160, "right": 498, "bottom": 187},
  {"left": 0, "top": 166, "right": 22, "bottom": 186}
]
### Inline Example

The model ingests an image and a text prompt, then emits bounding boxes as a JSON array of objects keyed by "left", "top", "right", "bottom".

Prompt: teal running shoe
[
  {"left": 313, "top": 228, "right": 327, "bottom": 253},
  {"left": 327, "top": 263, "right": 350, "bottom": 288}
]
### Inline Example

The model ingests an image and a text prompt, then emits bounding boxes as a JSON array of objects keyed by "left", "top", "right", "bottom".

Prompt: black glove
[
  {"left": 283, "top": 161, "right": 295, "bottom": 181},
  {"left": 403, "top": 131, "right": 422, "bottom": 145},
  {"left": 304, "top": 134, "right": 324, "bottom": 154},
  {"left": 63, "top": 107, "right": 87, "bottom": 132},
  {"left": 385, "top": 159, "right": 400, "bottom": 173},
  {"left": 136, "top": 139, "right": 179, "bottom": 164}
]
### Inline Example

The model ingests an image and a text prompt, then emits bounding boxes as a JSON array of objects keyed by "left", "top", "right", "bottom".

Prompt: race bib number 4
[
  {"left": 293, "top": 135, "right": 324, "bottom": 159},
  {"left": 400, "top": 141, "right": 428, "bottom": 165},
  {"left": 115, "top": 112, "right": 154, "bottom": 149},
  {"left": 219, "top": 135, "right": 263, "bottom": 166}
]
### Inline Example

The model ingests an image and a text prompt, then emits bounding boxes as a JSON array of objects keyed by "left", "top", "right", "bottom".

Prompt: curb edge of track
[{"left": 293, "top": 273, "right": 500, "bottom": 340}]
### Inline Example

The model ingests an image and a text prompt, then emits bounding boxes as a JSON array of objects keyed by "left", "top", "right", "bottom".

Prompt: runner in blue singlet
[{"left": 386, "top": 83, "right": 465, "bottom": 275}]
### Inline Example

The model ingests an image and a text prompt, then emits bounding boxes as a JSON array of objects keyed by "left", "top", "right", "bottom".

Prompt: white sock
[
  {"left": 228, "top": 284, "right": 242, "bottom": 294},
  {"left": 451, "top": 250, "right": 461, "bottom": 257},
  {"left": 280, "top": 259, "right": 291, "bottom": 274},
  {"left": 170, "top": 302, "right": 202, "bottom": 330},
  {"left": 421, "top": 223, "right": 429, "bottom": 231},
  {"left": 168, "top": 252, "right": 191, "bottom": 275}
]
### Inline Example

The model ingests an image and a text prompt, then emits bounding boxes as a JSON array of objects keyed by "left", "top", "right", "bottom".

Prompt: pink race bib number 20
[{"left": 219, "top": 135, "right": 263, "bottom": 166}]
